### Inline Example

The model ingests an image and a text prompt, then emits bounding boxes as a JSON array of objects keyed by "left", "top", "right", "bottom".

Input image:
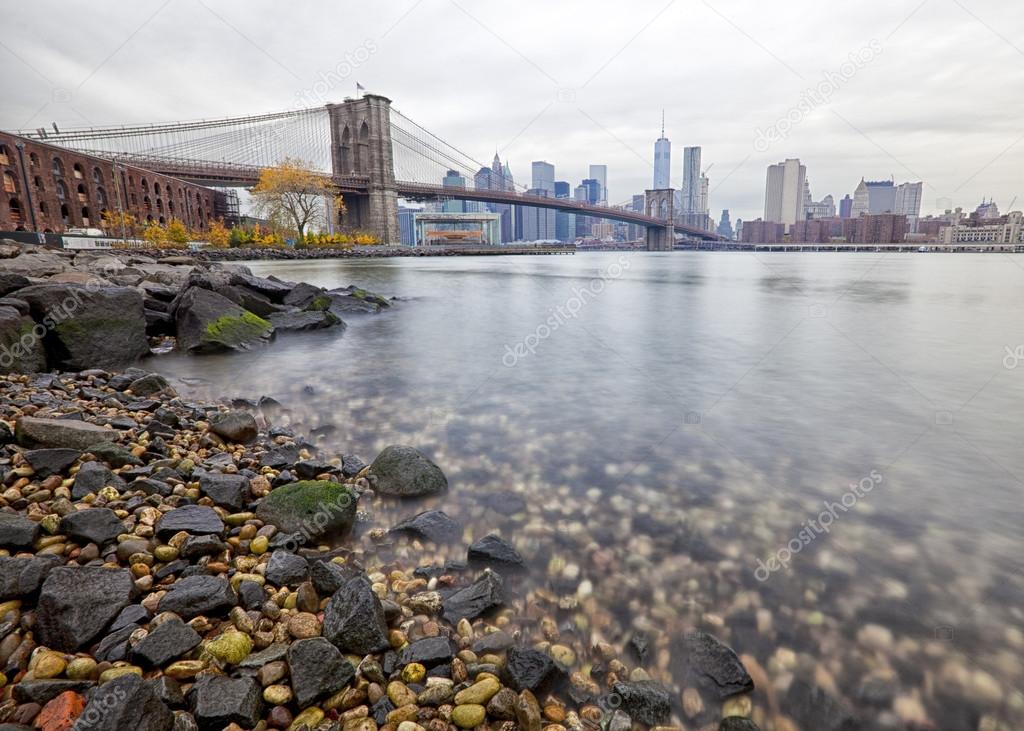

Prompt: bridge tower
[
  {"left": 326, "top": 95, "right": 400, "bottom": 244},
  {"left": 644, "top": 188, "right": 676, "bottom": 251}
]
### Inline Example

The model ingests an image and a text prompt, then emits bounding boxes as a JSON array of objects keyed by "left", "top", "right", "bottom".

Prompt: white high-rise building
[
  {"left": 589, "top": 164, "right": 607, "bottom": 204},
  {"left": 681, "top": 146, "right": 702, "bottom": 214},
  {"left": 531, "top": 161, "right": 555, "bottom": 195},
  {"left": 764, "top": 159, "right": 807, "bottom": 227},
  {"left": 653, "top": 115, "right": 671, "bottom": 189}
]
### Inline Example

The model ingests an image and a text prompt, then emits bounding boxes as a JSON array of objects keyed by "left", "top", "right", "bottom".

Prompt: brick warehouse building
[{"left": 0, "top": 131, "right": 223, "bottom": 233}]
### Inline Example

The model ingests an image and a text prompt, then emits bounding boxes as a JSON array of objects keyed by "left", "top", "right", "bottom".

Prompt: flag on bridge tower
[{"left": 356, "top": 83, "right": 365, "bottom": 97}]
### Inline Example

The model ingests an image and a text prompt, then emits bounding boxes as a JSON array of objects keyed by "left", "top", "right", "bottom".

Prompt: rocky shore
[
  {"left": 0, "top": 370, "right": 761, "bottom": 731},
  {"left": 141, "top": 246, "right": 575, "bottom": 263},
  {"left": 0, "top": 240, "right": 391, "bottom": 374}
]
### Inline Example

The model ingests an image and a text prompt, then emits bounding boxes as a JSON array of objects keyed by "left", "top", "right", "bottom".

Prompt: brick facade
[{"left": 0, "top": 132, "right": 221, "bottom": 233}]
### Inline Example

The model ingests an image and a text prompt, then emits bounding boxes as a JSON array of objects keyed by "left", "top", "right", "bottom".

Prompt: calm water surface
[{"left": 155, "top": 253, "right": 1024, "bottom": 729}]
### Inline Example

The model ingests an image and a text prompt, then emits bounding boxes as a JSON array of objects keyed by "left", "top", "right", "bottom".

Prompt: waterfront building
[
  {"left": 839, "top": 194, "right": 853, "bottom": 218},
  {"left": 740, "top": 218, "right": 785, "bottom": 243},
  {"left": 764, "top": 158, "right": 806, "bottom": 227}
]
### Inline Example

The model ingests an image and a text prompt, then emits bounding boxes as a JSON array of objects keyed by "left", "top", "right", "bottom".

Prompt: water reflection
[{"left": 155, "top": 252, "right": 1024, "bottom": 728}]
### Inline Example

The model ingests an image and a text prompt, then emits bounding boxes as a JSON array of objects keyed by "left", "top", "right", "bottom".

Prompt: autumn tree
[
  {"left": 166, "top": 218, "right": 189, "bottom": 246},
  {"left": 251, "top": 159, "right": 340, "bottom": 242},
  {"left": 206, "top": 219, "right": 230, "bottom": 248}
]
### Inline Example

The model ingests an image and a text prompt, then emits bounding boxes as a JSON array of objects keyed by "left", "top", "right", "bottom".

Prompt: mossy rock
[
  {"left": 175, "top": 286, "right": 274, "bottom": 353},
  {"left": 255, "top": 480, "right": 357, "bottom": 536}
]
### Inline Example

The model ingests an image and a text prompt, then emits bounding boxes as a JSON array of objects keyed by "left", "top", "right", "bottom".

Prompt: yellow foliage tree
[
  {"left": 142, "top": 221, "right": 168, "bottom": 247},
  {"left": 251, "top": 159, "right": 340, "bottom": 242},
  {"left": 166, "top": 218, "right": 189, "bottom": 246},
  {"left": 101, "top": 210, "right": 138, "bottom": 238},
  {"left": 206, "top": 219, "right": 230, "bottom": 248}
]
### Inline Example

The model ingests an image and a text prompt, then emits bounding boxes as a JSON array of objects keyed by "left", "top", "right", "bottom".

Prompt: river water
[{"left": 154, "top": 252, "right": 1024, "bottom": 729}]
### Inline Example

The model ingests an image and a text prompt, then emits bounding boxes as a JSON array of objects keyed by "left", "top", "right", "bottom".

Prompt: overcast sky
[{"left": 3, "top": 0, "right": 1022, "bottom": 222}]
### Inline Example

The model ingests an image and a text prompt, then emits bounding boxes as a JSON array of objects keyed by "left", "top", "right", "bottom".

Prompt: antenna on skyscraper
[{"left": 661, "top": 110, "right": 665, "bottom": 137}]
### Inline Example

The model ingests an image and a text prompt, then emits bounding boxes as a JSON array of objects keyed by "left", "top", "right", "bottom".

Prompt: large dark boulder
[
  {"left": 36, "top": 567, "right": 133, "bottom": 651},
  {"left": 154, "top": 505, "right": 224, "bottom": 541},
  {"left": 24, "top": 448, "right": 80, "bottom": 479},
  {"left": 72, "top": 460, "right": 126, "bottom": 498},
  {"left": 198, "top": 472, "right": 250, "bottom": 511},
  {"left": 174, "top": 286, "right": 273, "bottom": 353},
  {"left": 16, "top": 284, "right": 149, "bottom": 370},
  {"left": 228, "top": 272, "right": 293, "bottom": 302},
  {"left": 220, "top": 284, "right": 287, "bottom": 317},
  {"left": 282, "top": 282, "right": 324, "bottom": 308},
  {"left": 287, "top": 637, "right": 355, "bottom": 707},
  {"left": 59, "top": 508, "right": 125, "bottom": 546},
  {"left": 322, "top": 575, "right": 390, "bottom": 654},
  {"left": 679, "top": 631, "right": 755, "bottom": 699},
  {"left": 468, "top": 534, "right": 525, "bottom": 568},
  {"left": 130, "top": 616, "right": 202, "bottom": 667},
  {"left": 611, "top": 681, "right": 672, "bottom": 725},
  {"left": 208, "top": 410, "right": 258, "bottom": 444},
  {"left": 369, "top": 445, "right": 448, "bottom": 498},
  {"left": 255, "top": 480, "right": 357, "bottom": 536},
  {"left": 0, "top": 273, "right": 30, "bottom": 297},
  {"left": 389, "top": 510, "right": 461, "bottom": 543},
  {"left": 264, "top": 549, "right": 309, "bottom": 586},
  {"left": 505, "top": 647, "right": 564, "bottom": 693},
  {"left": 397, "top": 636, "right": 455, "bottom": 668},
  {"left": 0, "top": 554, "right": 61, "bottom": 599},
  {"left": 268, "top": 309, "right": 343, "bottom": 332},
  {"left": 0, "top": 306, "right": 46, "bottom": 374}
]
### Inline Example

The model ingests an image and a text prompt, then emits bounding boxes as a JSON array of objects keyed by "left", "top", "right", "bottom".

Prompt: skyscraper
[
  {"left": 717, "top": 209, "right": 734, "bottom": 240},
  {"left": 764, "top": 159, "right": 807, "bottom": 227},
  {"left": 852, "top": 179, "right": 897, "bottom": 217},
  {"left": 441, "top": 170, "right": 466, "bottom": 213},
  {"left": 589, "top": 164, "right": 608, "bottom": 204},
  {"left": 681, "top": 146, "right": 702, "bottom": 214},
  {"left": 839, "top": 194, "right": 853, "bottom": 218},
  {"left": 531, "top": 161, "right": 555, "bottom": 194},
  {"left": 653, "top": 114, "right": 671, "bottom": 189}
]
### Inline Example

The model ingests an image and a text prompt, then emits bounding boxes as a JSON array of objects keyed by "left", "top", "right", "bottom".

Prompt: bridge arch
[
  {"left": 339, "top": 126, "right": 352, "bottom": 172},
  {"left": 357, "top": 121, "right": 370, "bottom": 173}
]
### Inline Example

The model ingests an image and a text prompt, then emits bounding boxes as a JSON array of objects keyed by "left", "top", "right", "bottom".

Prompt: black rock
[
  {"left": 153, "top": 560, "right": 188, "bottom": 581},
  {"left": 322, "top": 575, "right": 390, "bottom": 654},
  {"left": 208, "top": 410, "right": 258, "bottom": 444},
  {"left": 0, "top": 512, "right": 40, "bottom": 549},
  {"left": 371, "top": 696, "right": 395, "bottom": 725},
  {"left": 86, "top": 441, "right": 143, "bottom": 468},
  {"left": 236, "top": 643, "right": 288, "bottom": 669},
  {"left": 294, "top": 459, "right": 339, "bottom": 480},
  {"left": 174, "top": 286, "right": 273, "bottom": 355},
  {"left": 398, "top": 636, "right": 455, "bottom": 668},
  {"left": 264, "top": 550, "right": 309, "bottom": 586},
  {"left": 127, "top": 373, "right": 173, "bottom": 397},
  {"left": 24, "top": 448, "right": 80, "bottom": 479},
  {"left": 472, "top": 630, "right": 513, "bottom": 654},
  {"left": 158, "top": 575, "right": 236, "bottom": 619},
  {"left": 237, "top": 580, "right": 266, "bottom": 611},
  {"left": 59, "top": 508, "right": 125, "bottom": 546},
  {"left": 309, "top": 559, "right": 362, "bottom": 596},
  {"left": 179, "top": 534, "right": 228, "bottom": 561},
  {"left": 341, "top": 454, "right": 366, "bottom": 477},
  {"left": 0, "top": 555, "right": 61, "bottom": 600},
  {"left": 36, "top": 566, "right": 133, "bottom": 651},
  {"left": 287, "top": 637, "right": 356, "bottom": 707},
  {"left": 467, "top": 534, "right": 525, "bottom": 568},
  {"left": 131, "top": 477, "right": 172, "bottom": 497},
  {"left": 260, "top": 444, "right": 299, "bottom": 469},
  {"left": 155, "top": 505, "right": 224, "bottom": 541},
  {"left": 630, "top": 632, "right": 650, "bottom": 664},
  {"left": 14, "top": 679, "right": 95, "bottom": 705},
  {"left": 130, "top": 617, "right": 202, "bottom": 667},
  {"left": 681, "top": 631, "right": 755, "bottom": 699},
  {"left": 189, "top": 675, "right": 261, "bottom": 731},
  {"left": 612, "top": 681, "right": 672, "bottom": 725},
  {"left": 110, "top": 604, "right": 151, "bottom": 632},
  {"left": 389, "top": 510, "right": 461, "bottom": 543},
  {"left": 282, "top": 281, "right": 324, "bottom": 307},
  {"left": 369, "top": 444, "right": 448, "bottom": 497},
  {"left": 268, "top": 310, "right": 341, "bottom": 332},
  {"left": 148, "top": 676, "right": 184, "bottom": 707},
  {"left": 442, "top": 569, "right": 504, "bottom": 624},
  {"left": 94, "top": 625, "right": 135, "bottom": 663},
  {"left": 505, "top": 646, "right": 563, "bottom": 693},
  {"left": 70, "top": 673, "right": 173, "bottom": 731},
  {"left": 197, "top": 472, "right": 249, "bottom": 511},
  {"left": 72, "top": 460, "right": 126, "bottom": 498}
]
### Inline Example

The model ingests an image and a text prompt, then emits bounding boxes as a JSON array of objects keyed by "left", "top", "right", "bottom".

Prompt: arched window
[
  {"left": 77, "top": 183, "right": 87, "bottom": 203},
  {"left": 56, "top": 180, "right": 68, "bottom": 201},
  {"left": 39, "top": 201, "right": 47, "bottom": 214},
  {"left": 61, "top": 204, "right": 70, "bottom": 225},
  {"left": 143, "top": 195, "right": 152, "bottom": 211},
  {"left": 156, "top": 198, "right": 163, "bottom": 213},
  {"left": 130, "top": 192, "right": 137, "bottom": 205},
  {"left": 357, "top": 122, "right": 370, "bottom": 172},
  {"left": 2, "top": 171, "right": 15, "bottom": 194},
  {"left": 146, "top": 214, "right": 153, "bottom": 223},
  {"left": 92, "top": 167, "right": 103, "bottom": 185},
  {"left": 158, "top": 216, "right": 165, "bottom": 225},
  {"left": 72, "top": 163, "right": 84, "bottom": 180},
  {"left": 0, "top": 145, "right": 8, "bottom": 165},
  {"left": 29, "top": 152, "right": 38, "bottom": 167},
  {"left": 81, "top": 207, "right": 91, "bottom": 226},
  {"left": 168, "top": 200, "right": 175, "bottom": 215},
  {"left": 141, "top": 178, "right": 149, "bottom": 194},
  {"left": 34, "top": 175, "right": 44, "bottom": 192},
  {"left": 8, "top": 199, "right": 23, "bottom": 225},
  {"left": 52, "top": 157, "right": 65, "bottom": 177},
  {"left": 340, "top": 125, "right": 352, "bottom": 172},
  {"left": 154, "top": 182, "right": 161, "bottom": 196},
  {"left": 96, "top": 187, "right": 107, "bottom": 206}
]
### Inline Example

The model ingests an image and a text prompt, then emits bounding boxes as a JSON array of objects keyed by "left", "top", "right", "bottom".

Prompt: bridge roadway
[{"left": 100, "top": 154, "right": 720, "bottom": 242}]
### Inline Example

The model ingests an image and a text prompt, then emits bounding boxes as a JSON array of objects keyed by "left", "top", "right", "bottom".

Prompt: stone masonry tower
[
  {"left": 644, "top": 188, "right": 676, "bottom": 251},
  {"left": 326, "top": 95, "right": 400, "bottom": 244}
]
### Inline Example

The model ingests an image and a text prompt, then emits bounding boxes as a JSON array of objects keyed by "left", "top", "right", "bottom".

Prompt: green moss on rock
[
  {"left": 202, "top": 311, "right": 272, "bottom": 346},
  {"left": 255, "top": 480, "right": 357, "bottom": 536}
]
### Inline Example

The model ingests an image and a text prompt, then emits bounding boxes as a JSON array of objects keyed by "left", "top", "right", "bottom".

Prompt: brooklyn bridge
[{"left": 9, "top": 94, "right": 722, "bottom": 250}]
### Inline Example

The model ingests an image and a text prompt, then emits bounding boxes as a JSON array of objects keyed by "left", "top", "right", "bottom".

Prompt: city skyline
[{"left": 1, "top": 1, "right": 1020, "bottom": 224}]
